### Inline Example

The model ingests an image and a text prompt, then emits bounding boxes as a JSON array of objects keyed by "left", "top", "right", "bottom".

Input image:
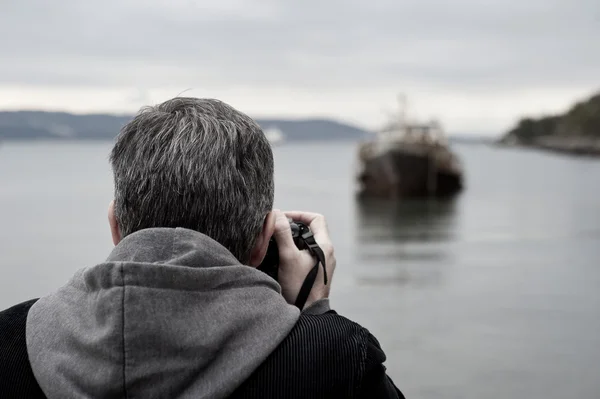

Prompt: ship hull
[{"left": 357, "top": 145, "right": 463, "bottom": 199}]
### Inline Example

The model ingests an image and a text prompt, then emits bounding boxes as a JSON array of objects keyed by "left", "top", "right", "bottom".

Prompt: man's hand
[{"left": 272, "top": 210, "right": 336, "bottom": 309}]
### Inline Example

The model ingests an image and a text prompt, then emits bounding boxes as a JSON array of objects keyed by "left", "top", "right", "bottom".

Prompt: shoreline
[{"left": 497, "top": 136, "right": 600, "bottom": 158}]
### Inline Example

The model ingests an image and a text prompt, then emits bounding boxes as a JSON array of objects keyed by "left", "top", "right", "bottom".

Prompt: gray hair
[{"left": 109, "top": 97, "right": 274, "bottom": 263}]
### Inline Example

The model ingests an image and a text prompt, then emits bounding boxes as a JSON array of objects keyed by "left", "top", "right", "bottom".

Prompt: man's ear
[
  {"left": 248, "top": 210, "right": 277, "bottom": 267},
  {"left": 108, "top": 200, "right": 121, "bottom": 246}
]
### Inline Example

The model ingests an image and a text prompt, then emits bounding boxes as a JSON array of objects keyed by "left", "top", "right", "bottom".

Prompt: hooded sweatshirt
[{"left": 25, "top": 227, "right": 301, "bottom": 399}]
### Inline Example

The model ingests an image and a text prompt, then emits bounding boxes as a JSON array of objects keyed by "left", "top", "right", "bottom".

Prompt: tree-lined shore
[{"left": 499, "top": 91, "right": 600, "bottom": 156}]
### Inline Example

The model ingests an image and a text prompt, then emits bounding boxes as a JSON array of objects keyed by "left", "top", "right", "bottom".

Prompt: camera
[
  {"left": 257, "top": 217, "right": 327, "bottom": 310},
  {"left": 257, "top": 219, "right": 311, "bottom": 281}
]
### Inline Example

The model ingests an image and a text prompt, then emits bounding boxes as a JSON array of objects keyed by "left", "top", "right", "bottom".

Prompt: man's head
[{"left": 108, "top": 97, "right": 276, "bottom": 265}]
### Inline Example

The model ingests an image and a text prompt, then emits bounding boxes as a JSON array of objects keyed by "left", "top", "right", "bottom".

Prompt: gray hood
[{"left": 26, "top": 228, "right": 301, "bottom": 399}]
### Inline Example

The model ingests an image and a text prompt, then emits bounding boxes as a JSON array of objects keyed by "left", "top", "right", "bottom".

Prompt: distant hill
[
  {"left": 0, "top": 111, "right": 372, "bottom": 142},
  {"left": 499, "top": 91, "right": 600, "bottom": 156},
  {"left": 256, "top": 118, "right": 370, "bottom": 141}
]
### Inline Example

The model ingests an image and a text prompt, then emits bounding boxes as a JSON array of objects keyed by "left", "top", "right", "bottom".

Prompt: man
[{"left": 1, "top": 97, "right": 404, "bottom": 398}]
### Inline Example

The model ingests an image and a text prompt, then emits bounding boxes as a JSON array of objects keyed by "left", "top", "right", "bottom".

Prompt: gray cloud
[{"left": 0, "top": 0, "right": 599, "bottom": 131}]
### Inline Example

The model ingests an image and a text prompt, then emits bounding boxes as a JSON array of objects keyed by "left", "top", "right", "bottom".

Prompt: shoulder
[
  {"left": 293, "top": 310, "right": 371, "bottom": 344},
  {"left": 0, "top": 299, "right": 47, "bottom": 399},
  {"left": 0, "top": 298, "right": 40, "bottom": 342},
  {"left": 231, "top": 311, "right": 372, "bottom": 399},
  {"left": 232, "top": 310, "right": 405, "bottom": 399},
  {"left": 0, "top": 298, "right": 39, "bottom": 316},
  {"left": 291, "top": 311, "right": 373, "bottom": 370}
]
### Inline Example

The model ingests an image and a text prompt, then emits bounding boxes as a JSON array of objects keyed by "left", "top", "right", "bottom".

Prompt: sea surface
[{"left": 1, "top": 141, "right": 599, "bottom": 398}]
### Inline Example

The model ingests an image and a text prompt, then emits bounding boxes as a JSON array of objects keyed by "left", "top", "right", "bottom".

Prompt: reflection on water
[
  {"left": 355, "top": 197, "right": 459, "bottom": 243},
  {"left": 352, "top": 197, "right": 460, "bottom": 288}
]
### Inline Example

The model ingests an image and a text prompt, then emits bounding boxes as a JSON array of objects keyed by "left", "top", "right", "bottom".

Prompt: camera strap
[{"left": 294, "top": 231, "right": 328, "bottom": 310}]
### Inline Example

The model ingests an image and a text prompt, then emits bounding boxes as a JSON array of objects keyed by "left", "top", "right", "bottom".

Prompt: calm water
[{"left": 1, "top": 141, "right": 599, "bottom": 398}]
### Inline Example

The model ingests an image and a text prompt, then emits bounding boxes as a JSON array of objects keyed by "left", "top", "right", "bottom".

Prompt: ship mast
[
  {"left": 398, "top": 93, "right": 407, "bottom": 127},
  {"left": 397, "top": 93, "right": 411, "bottom": 139},
  {"left": 379, "top": 93, "right": 410, "bottom": 139}
]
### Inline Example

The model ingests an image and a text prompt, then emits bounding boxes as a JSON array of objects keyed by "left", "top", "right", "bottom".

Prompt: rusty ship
[{"left": 356, "top": 96, "right": 464, "bottom": 199}]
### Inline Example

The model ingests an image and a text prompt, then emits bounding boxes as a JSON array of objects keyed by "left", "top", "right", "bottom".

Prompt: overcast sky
[{"left": 1, "top": 0, "right": 598, "bottom": 134}]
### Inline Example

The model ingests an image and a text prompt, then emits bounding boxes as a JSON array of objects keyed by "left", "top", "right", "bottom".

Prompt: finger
[
  {"left": 272, "top": 210, "right": 297, "bottom": 258},
  {"left": 283, "top": 211, "right": 330, "bottom": 246},
  {"left": 282, "top": 211, "right": 320, "bottom": 226}
]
